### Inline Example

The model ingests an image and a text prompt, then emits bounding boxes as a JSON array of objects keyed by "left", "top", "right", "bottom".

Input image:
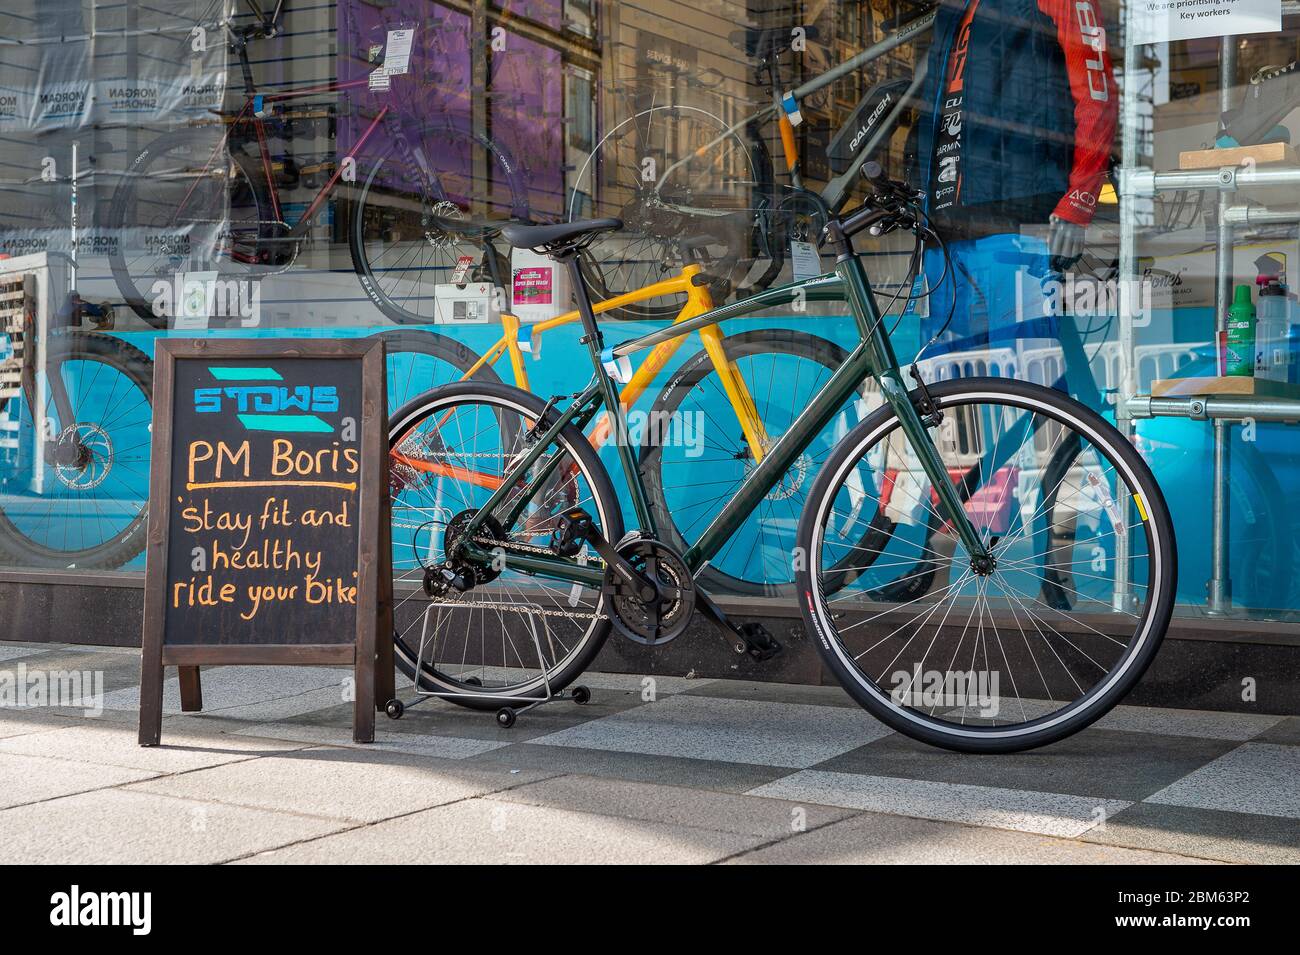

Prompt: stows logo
[{"left": 194, "top": 367, "right": 339, "bottom": 433}]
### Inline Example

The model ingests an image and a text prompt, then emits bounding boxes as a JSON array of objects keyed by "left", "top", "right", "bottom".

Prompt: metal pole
[
  {"left": 1206, "top": 35, "right": 1237, "bottom": 615},
  {"left": 1113, "top": 6, "right": 1145, "bottom": 612}
]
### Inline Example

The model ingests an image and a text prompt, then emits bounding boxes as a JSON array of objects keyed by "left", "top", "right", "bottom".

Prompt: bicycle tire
[
  {"left": 568, "top": 104, "right": 775, "bottom": 321},
  {"left": 377, "top": 327, "right": 502, "bottom": 418},
  {"left": 107, "top": 129, "right": 276, "bottom": 326},
  {"left": 0, "top": 330, "right": 153, "bottom": 568},
  {"left": 387, "top": 381, "right": 622, "bottom": 707},
  {"left": 640, "top": 328, "right": 886, "bottom": 596},
  {"left": 350, "top": 121, "right": 528, "bottom": 325},
  {"left": 798, "top": 377, "right": 1177, "bottom": 753}
]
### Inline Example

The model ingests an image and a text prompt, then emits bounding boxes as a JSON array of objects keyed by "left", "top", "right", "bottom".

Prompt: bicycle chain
[{"left": 423, "top": 533, "right": 609, "bottom": 622}]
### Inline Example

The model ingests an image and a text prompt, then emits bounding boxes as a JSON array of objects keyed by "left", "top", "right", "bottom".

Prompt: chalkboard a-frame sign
[{"left": 138, "top": 338, "right": 392, "bottom": 746}]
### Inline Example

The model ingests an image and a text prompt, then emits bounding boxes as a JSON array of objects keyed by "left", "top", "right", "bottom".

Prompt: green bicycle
[{"left": 385, "top": 172, "right": 1176, "bottom": 753}]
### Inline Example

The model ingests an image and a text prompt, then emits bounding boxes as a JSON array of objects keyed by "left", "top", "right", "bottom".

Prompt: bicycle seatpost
[{"left": 556, "top": 252, "right": 605, "bottom": 360}]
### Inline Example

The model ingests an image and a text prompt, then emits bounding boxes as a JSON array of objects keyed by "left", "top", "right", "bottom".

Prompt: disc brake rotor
[{"left": 53, "top": 424, "right": 112, "bottom": 490}]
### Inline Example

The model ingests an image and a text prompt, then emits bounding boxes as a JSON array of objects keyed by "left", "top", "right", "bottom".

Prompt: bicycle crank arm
[
  {"left": 694, "top": 587, "right": 783, "bottom": 662},
  {"left": 553, "top": 509, "right": 661, "bottom": 603}
]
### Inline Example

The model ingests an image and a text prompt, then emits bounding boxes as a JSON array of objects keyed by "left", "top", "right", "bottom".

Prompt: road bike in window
[{"left": 107, "top": 0, "right": 528, "bottom": 331}]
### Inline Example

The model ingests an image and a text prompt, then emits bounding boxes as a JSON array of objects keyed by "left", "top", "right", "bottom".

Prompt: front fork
[{"left": 836, "top": 255, "right": 992, "bottom": 566}]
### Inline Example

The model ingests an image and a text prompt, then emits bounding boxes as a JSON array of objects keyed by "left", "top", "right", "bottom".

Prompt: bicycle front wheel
[{"left": 797, "top": 378, "right": 1176, "bottom": 753}]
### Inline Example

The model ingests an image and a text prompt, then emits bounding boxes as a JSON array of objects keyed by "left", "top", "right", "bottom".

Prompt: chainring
[{"left": 603, "top": 535, "right": 696, "bottom": 646}]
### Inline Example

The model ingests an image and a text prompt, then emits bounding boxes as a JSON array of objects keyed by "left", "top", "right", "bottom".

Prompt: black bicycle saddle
[{"left": 500, "top": 218, "right": 623, "bottom": 253}]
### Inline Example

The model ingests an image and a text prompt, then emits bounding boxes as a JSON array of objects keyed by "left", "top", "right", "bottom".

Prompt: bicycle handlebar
[{"left": 826, "top": 163, "right": 927, "bottom": 250}]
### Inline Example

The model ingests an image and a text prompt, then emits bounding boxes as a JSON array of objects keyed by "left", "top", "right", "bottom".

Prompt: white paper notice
[
  {"left": 790, "top": 240, "right": 823, "bottom": 281},
  {"left": 370, "top": 27, "right": 415, "bottom": 90},
  {"left": 1130, "top": 0, "right": 1280, "bottom": 44},
  {"left": 381, "top": 28, "right": 414, "bottom": 76}
]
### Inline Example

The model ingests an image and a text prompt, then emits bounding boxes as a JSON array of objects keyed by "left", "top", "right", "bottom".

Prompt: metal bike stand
[{"left": 383, "top": 599, "right": 592, "bottom": 728}]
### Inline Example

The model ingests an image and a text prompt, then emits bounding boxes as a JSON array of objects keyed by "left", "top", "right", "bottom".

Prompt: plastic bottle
[
  {"left": 1255, "top": 278, "right": 1290, "bottom": 381},
  {"left": 1225, "top": 284, "right": 1256, "bottom": 377}
]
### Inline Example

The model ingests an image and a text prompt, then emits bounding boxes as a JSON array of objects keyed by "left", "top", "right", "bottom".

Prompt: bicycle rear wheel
[
  {"left": 640, "top": 329, "right": 885, "bottom": 596},
  {"left": 568, "top": 105, "right": 769, "bottom": 321},
  {"left": 378, "top": 328, "right": 501, "bottom": 417},
  {"left": 797, "top": 378, "right": 1176, "bottom": 753},
  {"left": 351, "top": 122, "right": 527, "bottom": 325},
  {"left": 387, "top": 382, "right": 621, "bottom": 707},
  {"left": 107, "top": 129, "right": 276, "bottom": 325}
]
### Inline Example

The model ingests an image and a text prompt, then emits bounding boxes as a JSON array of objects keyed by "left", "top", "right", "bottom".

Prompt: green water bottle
[{"left": 1225, "top": 284, "right": 1256, "bottom": 376}]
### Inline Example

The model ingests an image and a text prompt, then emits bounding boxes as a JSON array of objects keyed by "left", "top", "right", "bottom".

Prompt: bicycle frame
[
  {"left": 450, "top": 250, "right": 993, "bottom": 589},
  {"left": 450, "top": 263, "right": 776, "bottom": 455},
  {"left": 171, "top": 1, "right": 391, "bottom": 255}
]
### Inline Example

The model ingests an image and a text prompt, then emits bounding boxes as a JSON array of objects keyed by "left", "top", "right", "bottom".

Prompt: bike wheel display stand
[
  {"left": 1119, "top": 4, "right": 1300, "bottom": 616},
  {"left": 384, "top": 600, "right": 591, "bottom": 728}
]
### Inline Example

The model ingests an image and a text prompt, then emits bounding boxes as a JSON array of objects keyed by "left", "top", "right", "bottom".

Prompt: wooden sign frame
[{"left": 138, "top": 338, "right": 393, "bottom": 746}]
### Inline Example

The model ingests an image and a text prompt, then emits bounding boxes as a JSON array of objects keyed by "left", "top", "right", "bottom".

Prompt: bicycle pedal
[
  {"left": 550, "top": 507, "right": 594, "bottom": 557},
  {"left": 738, "top": 622, "right": 782, "bottom": 662}
]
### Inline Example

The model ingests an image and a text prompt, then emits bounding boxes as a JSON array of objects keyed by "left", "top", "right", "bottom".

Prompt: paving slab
[
  {"left": 242, "top": 721, "right": 510, "bottom": 759},
  {"left": 239, "top": 797, "right": 764, "bottom": 864},
  {"left": 0, "top": 646, "right": 50, "bottom": 663},
  {"left": 529, "top": 695, "right": 893, "bottom": 768},
  {"left": 489, "top": 774, "right": 855, "bottom": 838},
  {"left": 749, "top": 770, "right": 1130, "bottom": 838},
  {"left": 1082, "top": 801, "right": 1300, "bottom": 864},
  {"left": 293, "top": 687, "right": 647, "bottom": 742},
  {"left": 469, "top": 742, "right": 792, "bottom": 793},
  {"left": 0, "top": 752, "right": 157, "bottom": 809},
  {"left": 1146, "top": 742, "right": 1300, "bottom": 819},
  {"left": 1253, "top": 716, "right": 1300, "bottom": 746},
  {"left": 177, "top": 685, "right": 356, "bottom": 723},
  {"left": 0, "top": 719, "right": 306, "bottom": 773},
  {"left": 129, "top": 746, "right": 555, "bottom": 823},
  {"left": 576, "top": 672, "right": 717, "bottom": 695},
  {"left": 0, "top": 707, "right": 78, "bottom": 739},
  {"left": 0, "top": 788, "right": 346, "bottom": 864},
  {"left": 1093, "top": 705, "right": 1285, "bottom": 741},
  {"left": 100, "top": 665, "right": 350, "bottom": 713},
  {"left": 813, "top": 727, "right": 1238, "bottom": 801},
  {"left": 679, "top": 677, "right": 859, "bottom": 708},
  {"left": 727, "top": 811, "right": 1216, "bottom": 864}
]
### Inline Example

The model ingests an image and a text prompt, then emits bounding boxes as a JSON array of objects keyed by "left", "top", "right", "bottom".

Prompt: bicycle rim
[
  {"left": 568, "top": 105, "right": 764, "bottom": 320},
  {"left": 0, "top": 332, "right": 153, "bottom": 568},
  {"left": 387, "top": 384, "right": 620, "bottom": 703},
  {"left": 352, "top": 128, "right": 523, "bottom": 324},
  {"left": 801, "top": 379, "right": 1175, "bottom": 752}
]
